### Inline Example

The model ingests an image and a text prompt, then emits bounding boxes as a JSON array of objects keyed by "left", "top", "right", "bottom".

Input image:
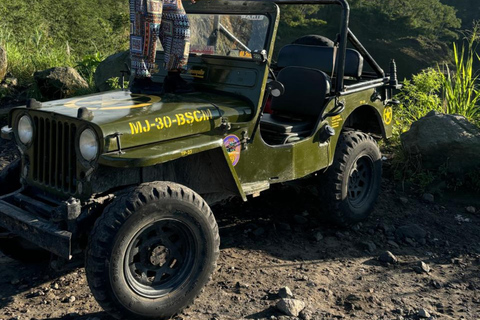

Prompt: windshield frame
[{"left": 183, "top": 0, "right": 279, "bottom": 61}]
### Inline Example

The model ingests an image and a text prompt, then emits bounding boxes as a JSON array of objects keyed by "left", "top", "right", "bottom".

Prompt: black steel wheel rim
[
  {"left": 124, "top": 218, "right": 196, "bottom": 298},
  {"left": 347, "top": 156, "right": 374, "bottom": 208}
]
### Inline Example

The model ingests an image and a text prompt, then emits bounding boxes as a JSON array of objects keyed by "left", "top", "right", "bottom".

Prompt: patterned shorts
[{"left": 130, "top": 0, "right": 191, "bottom": 77}]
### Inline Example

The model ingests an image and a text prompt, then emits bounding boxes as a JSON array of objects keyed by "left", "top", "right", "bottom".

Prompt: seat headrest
[{"left": 277, "top": 44, "right": 364, "bottom": 78}]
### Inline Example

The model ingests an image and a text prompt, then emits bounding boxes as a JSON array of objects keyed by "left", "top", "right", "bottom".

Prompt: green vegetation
[
  {"left": 440, "top": 25, "right": 480, "bottom": 120},
  {"left": 0, "top": 0, "right": 128, "bottom": 87},
  {"left": 396, "top": 24, "right": 480, "bottom": 129},
  {"left": 391, "top": 24, "right": 480, "bottom": 192}
]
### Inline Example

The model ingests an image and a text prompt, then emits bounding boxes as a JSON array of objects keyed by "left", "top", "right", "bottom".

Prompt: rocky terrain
[{"left": 0, "top": 116, "right": 479, "bottom": 320}]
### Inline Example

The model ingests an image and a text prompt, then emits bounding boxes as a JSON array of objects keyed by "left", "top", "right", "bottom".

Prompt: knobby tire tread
[{"left": 85, "top": 182, "right": 220, "bottom": 320}]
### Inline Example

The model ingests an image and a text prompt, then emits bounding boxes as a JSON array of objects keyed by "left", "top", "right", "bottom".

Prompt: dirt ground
[{"left": 0, "top": 115, "right": 479, "bottom": 320}]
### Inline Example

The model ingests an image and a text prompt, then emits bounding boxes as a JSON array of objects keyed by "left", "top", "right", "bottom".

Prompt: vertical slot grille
[{"left": 33, "top": 116, "right": 77, "bottom": 193}]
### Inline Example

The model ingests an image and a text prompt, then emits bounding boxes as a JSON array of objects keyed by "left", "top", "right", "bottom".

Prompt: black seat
[{"left": 260, "top": 66, "right": 331, "bottom": 144}]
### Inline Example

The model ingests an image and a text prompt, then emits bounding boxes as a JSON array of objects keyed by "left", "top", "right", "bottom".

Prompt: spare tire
[{"left": 292, "top": 35, "right": 334, "bottom": 47}]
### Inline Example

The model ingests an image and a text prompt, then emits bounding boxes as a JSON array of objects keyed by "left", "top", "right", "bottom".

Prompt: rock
[
  {"left": 399, "top": 197, "right": 409, "bottom": 204},
  {"left": 422, "top": 193, "right": 435, "bottom": 203},
  {"left": 387, "top": 240, "right": 400, "bottom": 249},
  {"left": 62, "top": 295, "right": 76, "bottom": 303},
  {"left": 395, "top": 224, "right": 426, "bottom": 243},
  {"left": 276, "top": 298, "right": 306, "bottom": 317},
  {"left": 34, "top": 67, "right": 88, "bottom": 99},
  {"left": 455, "top": 214, "right": 471, "bottom": 223},
  {"left": 466, "top": 206, "right": 476, "bottom": 214},
  {"left": 293, "top": 215, "right": 308, "bottom": 225},
  {"left": 361, "top": 241, "right": 377, "bottom": 253},
  {"left": 278, "top": 286, "right": 293, "bottom": 299},
  {"left": 431, "top": 280, "right": 442, "bottom": 289},
  {"left": 0, "top": 46, "right": 6, "bottom": 82},
  {"left": 377, "top": 223, "right": 396, "bottom": 235},
  {"left": 414, "top": 261, "right": 431, "bottom": 274},
  {"left": 401, "top": 111, "right": 480, "bottom": 175},
  {"left": 379, "top": 251, "right": 398, "bottom": 264},
  {"left": 94, "top": 50, "right": 131, "bottom": 92},
  {"left": 418, "top": 308, "right": 431, "bottom": 318},
  {"left": 312, "top": 231, "right": 323, "bottom": 242}
]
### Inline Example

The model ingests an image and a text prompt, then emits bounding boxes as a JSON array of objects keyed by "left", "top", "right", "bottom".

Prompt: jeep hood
[{"left": 24, "top": 90, "right": 254, "bottom": 151}]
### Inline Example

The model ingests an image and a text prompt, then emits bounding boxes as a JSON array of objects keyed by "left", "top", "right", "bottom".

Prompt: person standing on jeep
[{"left": 129, "top": 0, "right": 195, "bottom": 93}]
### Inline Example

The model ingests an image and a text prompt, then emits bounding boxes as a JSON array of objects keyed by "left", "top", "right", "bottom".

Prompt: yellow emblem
[{"left": 383, "top": 106, "right": 393, "bottom": 125}]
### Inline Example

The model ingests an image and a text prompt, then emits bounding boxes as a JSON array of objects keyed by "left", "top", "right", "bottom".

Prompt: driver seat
[{"left": 261, "top": 66, "right": 331, "bottom": 144}]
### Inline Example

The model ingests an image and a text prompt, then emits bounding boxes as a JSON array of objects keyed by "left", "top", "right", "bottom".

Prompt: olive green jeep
[{"left": 0, "top": 0, "right": 400, "bottom": 319}]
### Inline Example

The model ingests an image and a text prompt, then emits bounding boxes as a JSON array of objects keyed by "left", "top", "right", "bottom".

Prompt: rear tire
[
  {"left": 85, "top": 181, "right": 220, "bottom": 320},
  {"left": 321, "top": 131, "right": 382, "bottom": 226}
]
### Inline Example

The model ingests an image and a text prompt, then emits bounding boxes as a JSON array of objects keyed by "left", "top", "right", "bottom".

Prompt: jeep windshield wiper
[{"left": 218, "top": 23, "right": 252, "bottom": 53}]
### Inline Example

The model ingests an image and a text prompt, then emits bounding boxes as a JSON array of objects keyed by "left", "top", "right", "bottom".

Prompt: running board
[{"left": 241, "top": 181, "right": 270, "bottom": 197}]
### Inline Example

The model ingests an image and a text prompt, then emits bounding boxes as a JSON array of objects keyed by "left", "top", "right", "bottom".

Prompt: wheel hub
[
  {"left": 347, "top": 157, "right": 373, "bottom": 207},
  {"left": 124, "top": 219, "right": 195, "bottom": 298},
  {"left": 149, "top": 245, "right": 169, "bottom": 267}
]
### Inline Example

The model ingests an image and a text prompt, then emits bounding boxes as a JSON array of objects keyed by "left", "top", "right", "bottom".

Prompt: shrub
[{"left": 439, "top": 23, "right": 480, "bottom": 121}]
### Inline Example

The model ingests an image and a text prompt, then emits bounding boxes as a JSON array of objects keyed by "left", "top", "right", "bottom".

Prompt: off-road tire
[
  {"left": 0, "top": 158, "right": 21, "bottom": 196},
  {"left": 85, "top": 182, "right": 220, "bottom": 320},
  {"left": 322, "top": 131, "right": 382, "bottom": 226}
]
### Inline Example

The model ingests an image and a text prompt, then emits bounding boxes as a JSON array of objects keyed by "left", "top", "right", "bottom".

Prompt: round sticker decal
[
  {"left": 223, "top": 135, "right": 241, "bottom": 166},
  {"left": 383, "top": 106, "right": 393, "bottom": 125}
]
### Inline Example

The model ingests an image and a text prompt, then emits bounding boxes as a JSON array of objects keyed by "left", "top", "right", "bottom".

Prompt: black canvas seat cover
[
  {"left": 260, "top": 66, "right": 331, "bottom": 143},
  {"left": 277, "top": 44, "right": 364, "bottom": 78}
]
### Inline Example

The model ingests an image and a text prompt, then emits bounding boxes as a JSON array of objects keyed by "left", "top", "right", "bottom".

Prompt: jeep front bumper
[{"left": 0, "top": 191, "right": 72, "bottom": 259}]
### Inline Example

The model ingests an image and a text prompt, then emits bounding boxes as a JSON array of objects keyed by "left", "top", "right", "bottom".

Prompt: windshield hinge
[
  {"left": 219, "top": 117, "right": 232, "bottom": 133},
  {"left": 241, "top": 130, "right": 249, "bottom": 151}
]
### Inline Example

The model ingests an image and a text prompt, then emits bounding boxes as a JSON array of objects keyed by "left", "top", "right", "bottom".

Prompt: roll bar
[{"left": 265, "top": 0, "right": 385, "bottom": 94}]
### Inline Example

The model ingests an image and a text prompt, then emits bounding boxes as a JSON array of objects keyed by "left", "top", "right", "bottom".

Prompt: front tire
[
  {"left": 85, "top": 182, "right": 220, "bottom": 320},
  {"left": 322, "top": 131, "right": 382, "bottom": 226}
]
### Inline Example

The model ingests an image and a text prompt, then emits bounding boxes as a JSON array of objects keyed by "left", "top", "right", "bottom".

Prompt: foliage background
[{"left": 0, "top": 0, "right": 478, "bottom": 82}]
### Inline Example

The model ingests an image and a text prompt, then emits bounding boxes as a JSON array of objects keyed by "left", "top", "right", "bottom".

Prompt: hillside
[{"left": 0, "top": 0, "right": 478, "bottom": 86}]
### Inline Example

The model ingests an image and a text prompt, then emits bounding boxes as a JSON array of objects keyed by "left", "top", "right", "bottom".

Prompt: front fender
[{"left": 98, "top": 135, "right": 246, "bottom": 201}]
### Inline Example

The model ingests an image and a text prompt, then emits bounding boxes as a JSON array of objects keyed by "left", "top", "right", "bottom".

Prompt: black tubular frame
[{"left": 266, "top": 0, "right": 387, "bottom": 95}]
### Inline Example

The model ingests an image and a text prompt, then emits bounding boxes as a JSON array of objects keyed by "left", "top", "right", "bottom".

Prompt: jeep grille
[{"left": 32, "top": 116, "right": 77, "bottom": 193}]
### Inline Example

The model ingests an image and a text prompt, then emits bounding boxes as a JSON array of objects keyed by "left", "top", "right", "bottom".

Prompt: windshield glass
[{"left": 187, "top": 14, "right": 270, "bottom": 58}]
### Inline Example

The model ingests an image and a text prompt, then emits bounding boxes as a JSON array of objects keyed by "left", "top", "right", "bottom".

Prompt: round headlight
[
  {"left": 79, "top": 128, "right": 99, "bottom": 161},
  {"left": 18, "top": 115, "right": 33, "bottom": 145}
]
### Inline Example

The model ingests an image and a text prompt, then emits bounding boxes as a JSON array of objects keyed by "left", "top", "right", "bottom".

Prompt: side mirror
[
  {"left": 251, "top": 49, "right": 268, "bottom": 63},
  {"left": 267, "top": 80, "right": 285, "bottom": 97}
]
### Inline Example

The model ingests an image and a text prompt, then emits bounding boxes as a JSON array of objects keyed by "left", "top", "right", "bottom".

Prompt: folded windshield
[{"left": 187, "top": 14, "right": 270, "bottom": 58}]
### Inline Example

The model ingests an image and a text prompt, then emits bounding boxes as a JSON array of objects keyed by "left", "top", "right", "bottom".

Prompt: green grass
[{"left": 0, "top": 0, "right": 129, "bottom": 95}]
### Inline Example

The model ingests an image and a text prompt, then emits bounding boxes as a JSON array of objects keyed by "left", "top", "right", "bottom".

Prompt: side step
[{"left": 241, "top": 181, "right": 270, "bottom": 197}]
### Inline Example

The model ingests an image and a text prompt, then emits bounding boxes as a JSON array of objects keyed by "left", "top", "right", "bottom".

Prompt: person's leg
[
  {"left": 159, "top": 0, "right": 192, "bottom": 93},
  {"left": 130, "top": 0, "right": 163, "bottom": 92}
]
